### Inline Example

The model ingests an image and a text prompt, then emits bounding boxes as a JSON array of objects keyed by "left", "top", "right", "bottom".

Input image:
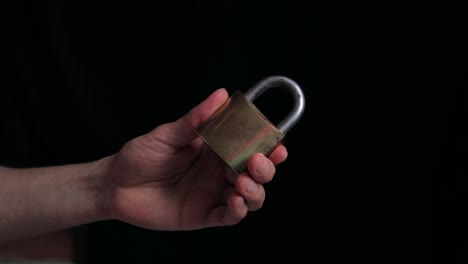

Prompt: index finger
[{"left": 268, "top": 144, "right": 288, "bottom": 165}]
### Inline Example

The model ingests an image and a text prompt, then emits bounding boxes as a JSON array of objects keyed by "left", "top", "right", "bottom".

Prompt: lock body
[{"left": 196, "top": 91, "right": 284, "bottom": 174}]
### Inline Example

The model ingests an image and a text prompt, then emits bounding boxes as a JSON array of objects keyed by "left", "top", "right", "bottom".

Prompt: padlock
[{"left": 196, "top": 75, "right": 305, "bottom": 174}]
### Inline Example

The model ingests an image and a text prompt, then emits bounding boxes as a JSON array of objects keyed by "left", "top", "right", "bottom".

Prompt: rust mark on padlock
[{"left": 196, "top": 76, "right": 305, "bottom": 174}]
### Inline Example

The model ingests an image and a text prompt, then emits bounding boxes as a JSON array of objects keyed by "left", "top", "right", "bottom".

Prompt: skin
[{"left": 0, "top": 88, "right": 288, "bottom": 244}]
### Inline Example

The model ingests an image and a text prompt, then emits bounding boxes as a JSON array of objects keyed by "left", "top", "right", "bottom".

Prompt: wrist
[
  {"left": 0, "top": 158, "right": 118, "bottom": 243},
  {"left": 88, "top": 155, "right": 116, "bottom": 222}
]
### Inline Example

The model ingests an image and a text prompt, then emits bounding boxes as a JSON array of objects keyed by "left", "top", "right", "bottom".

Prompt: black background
[{"left": 1, "top": 1, "right": 463, "bottom": 263}]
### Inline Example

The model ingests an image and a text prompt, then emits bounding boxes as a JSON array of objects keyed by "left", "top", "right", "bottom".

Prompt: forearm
[{"left": 0, "top": 157, "right": 112, "bottom": 244}]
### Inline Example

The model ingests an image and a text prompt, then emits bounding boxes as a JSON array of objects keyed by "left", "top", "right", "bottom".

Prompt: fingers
[
  {"left": 230, "top": 149, "right": 287, "bottom": 212},
  {"left": 269, "top": 144, "right": 288, "bottom": 165},
  {"left": 210, "top": 145, "right": 289, "bottom": 226},
  {"left": 235, "top": 173, "right": 265, "bottom": 211},
  {"left": 222, "top": 157, "right": 273, "bottom": 212},
  {"left": 206, "top": 179, "right": 265, "bottom": 227},
  {"left": 148, "top": 88, "right": 228, "bottom": 149},
  {"left": 206, "top": 187, "right": 248, "bottom": 227},
  {"left": 246, "top": 153, "right": 276, "bottom": 184},
  {"left": 223, "top": 145, "right": 288, "bottom": 185}
]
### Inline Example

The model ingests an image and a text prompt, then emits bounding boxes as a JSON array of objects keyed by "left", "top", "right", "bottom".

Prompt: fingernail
[
  {"left": 246, "top": 179, "right": 258, "bottom": 194},
  {"left": 256, "top": 158, "right": 269, "bottom": 176}
]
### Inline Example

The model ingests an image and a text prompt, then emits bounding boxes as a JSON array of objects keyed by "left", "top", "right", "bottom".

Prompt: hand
[{"left": 100, "top": 88, "right": 288, "bottom": 230}]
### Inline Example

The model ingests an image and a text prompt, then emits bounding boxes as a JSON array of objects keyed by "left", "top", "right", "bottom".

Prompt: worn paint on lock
[{"left": 196, "top": 91, "right": 284, "bottom": 174}]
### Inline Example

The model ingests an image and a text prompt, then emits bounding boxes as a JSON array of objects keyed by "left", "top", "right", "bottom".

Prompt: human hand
[{"left": 99, "top": 88, "right": 288, "bottom": 230}]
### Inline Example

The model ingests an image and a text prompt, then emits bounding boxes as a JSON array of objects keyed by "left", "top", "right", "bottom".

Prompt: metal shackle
[{"left": 244, "top": 76, "right": 305, "bottom": 134}]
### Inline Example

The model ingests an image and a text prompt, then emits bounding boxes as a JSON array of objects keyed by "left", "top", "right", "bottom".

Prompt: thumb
[{"left": 148, "top": 88, "right": 229, "bottom": 149}]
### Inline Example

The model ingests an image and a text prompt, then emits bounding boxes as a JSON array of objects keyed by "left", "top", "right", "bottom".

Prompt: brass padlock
[{"left": 196, "top": 76, "right": 305, "bottom": 174}]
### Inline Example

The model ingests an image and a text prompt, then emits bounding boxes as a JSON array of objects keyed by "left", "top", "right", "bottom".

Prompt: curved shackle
[{"left": 244, "top": 76, "right": 305, "bottom": 135}]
